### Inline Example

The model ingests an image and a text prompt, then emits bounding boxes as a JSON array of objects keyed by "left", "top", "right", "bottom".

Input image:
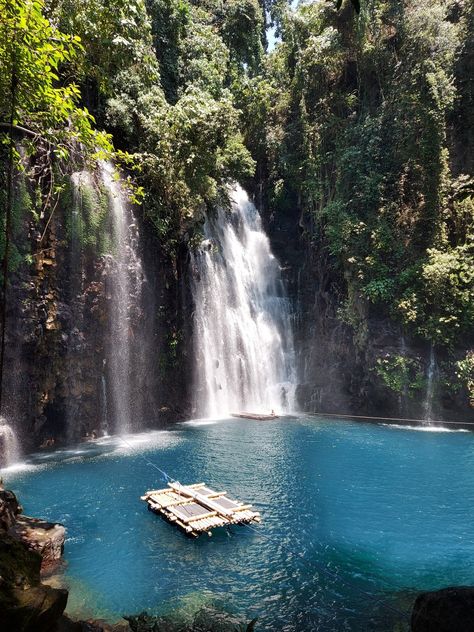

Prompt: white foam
[
  {"left": 0, "top": 460, "right": 51, "bottom": 477},
  {"left": 191, "top": 185, "right": 297, "bottom": 418},
  {"left": 1, "top": 429, "right": 183, "bottom": 478},
  {"left": 0, "top": 418, "right": 21, "bottom": 467},
  {"left": 180, "top": 418, "right": 219, "bottom": 426},
  {"left": 382, "top": 423, "right": 469, "bottom": 433},
  {"left": 105, "top": 430, "right": 182, "bottom": 455}
]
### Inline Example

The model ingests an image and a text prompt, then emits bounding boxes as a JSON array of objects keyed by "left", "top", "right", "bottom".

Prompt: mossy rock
[
  {"left": 0, "top": 533, "right": 68, "bottom": 632},
  {"left": 0, "top": 533, "right": 41, "bottom": 588}
]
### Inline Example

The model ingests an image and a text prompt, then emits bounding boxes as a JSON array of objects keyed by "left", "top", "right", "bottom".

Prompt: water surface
[{"left": 5, "top": 416, "right": 474, "bottom": 631}]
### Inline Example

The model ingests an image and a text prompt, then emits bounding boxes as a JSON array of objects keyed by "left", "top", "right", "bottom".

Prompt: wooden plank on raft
[
  {"left": 141, "top": 481, "right": 261, "bottom": 537},
  {"left": 169, "top": 483, "right": 235, "bottom": 518}
]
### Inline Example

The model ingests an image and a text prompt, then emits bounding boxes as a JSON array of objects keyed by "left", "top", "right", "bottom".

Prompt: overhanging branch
[{"left": 0, "top": 121, "right": 38, "bottom": 138}]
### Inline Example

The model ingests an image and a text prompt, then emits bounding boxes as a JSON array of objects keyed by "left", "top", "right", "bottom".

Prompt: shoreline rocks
[
  {"left": 411, "top": 586, "right": 474, "bottom": 632},
  {"left": 0, "top": 487, "right": 68, "bottom": 632},
  {"left": 0, "top": 488, "right": 22, "bottom": 529},
  {"left": 55, "top": 616, "right": 131, "bottom": 631},
  {"left": 0, "top": 532, "right": 68, "bottom": 632},
  {"left": 9, "top": 515, "right": 66, "bottom": 573},
  {"left": 1, "top": 484, "right": 66, "bottom": 574}
]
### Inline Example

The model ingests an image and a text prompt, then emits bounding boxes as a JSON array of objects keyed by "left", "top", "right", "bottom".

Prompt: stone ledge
[{"left": 9, "top": 515, "right": 65, "bottom": 574}]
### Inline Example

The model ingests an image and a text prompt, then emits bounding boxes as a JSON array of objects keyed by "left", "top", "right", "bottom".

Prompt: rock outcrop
[
  {"left": 0, "top": 488, "right": 68, "bottom": 632},
  {"left": 411, "top": 586, "right": 474, "bottom": 632},
  {"left": 124, "top": 608, "right": 257, "bottom": 632},
  {"left": 0, "top": 530, "right": 68, "bottom": 632},
  {"left": 0, "top": 488, "right": 22, "bottom": 529},
  {"left": 55, "top": 616, "right": 131, "bottom": 632},
  {"left": 259, "top": 186, "right": 473, "bottom": 423},
  {"left": 9, "top": 515, "right": 65, "bottom": 573}
]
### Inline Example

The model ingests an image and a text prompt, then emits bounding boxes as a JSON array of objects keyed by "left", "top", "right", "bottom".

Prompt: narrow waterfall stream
[
  {"left": 191, "top": 186, "right": 296, "bottom": 418},
  {"left": 102, "top": 162, "right": 145, "bottom": 434},
  {"left": 101, "top": 372, "right": 108, "bottom": 435},
  {"left": 423, "top": 345, "right": 436, "bottom": 423},
  {"left": 67, "top": 170, "right": 91, "bottom": 440},
  {"left": 0, "top": 417, "right": 20, "bottom": 468}
]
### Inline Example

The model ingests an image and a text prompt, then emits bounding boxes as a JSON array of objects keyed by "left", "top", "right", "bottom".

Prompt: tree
[{"left": 0, "top": 0, "right": 111, "bottom": 410}]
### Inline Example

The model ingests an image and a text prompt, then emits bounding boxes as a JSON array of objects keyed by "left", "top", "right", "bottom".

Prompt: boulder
[
  {"left": 0, "top": 533, "right": 68, "bottom": 632},
  {"left": 7, "top": 584, "right": 68, "bottom": 631},
  {"left": 124, "top": 608, "right": 257, "bottom": 632},
  {"left": 411, "top": 586, "right": 474, "bottom": 632},
  {"left": 9, "top": 515, "right": 66, "bottom": 573},
  {"left": 56, "top": 615, "right": 131, "bottom": 632},
  {"left": 0, "top": 489, "right": 22, "bottom": 530}
]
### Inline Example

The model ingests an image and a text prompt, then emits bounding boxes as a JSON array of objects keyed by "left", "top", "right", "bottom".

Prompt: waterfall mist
[
  {"left": 66, "top": 170, "right": 91, "bottom": 440},
  {"left": 102, "top": 162, "right": 146, "bottom": 434},
  {"left": 423, "top": 345, "right": 436, "bottom": 423},
  {"left": 0, "top": 417, "right": 20, "bottom": 467},
  {"left": 191, "top": 186, "right": 296, "bottom": 418}
]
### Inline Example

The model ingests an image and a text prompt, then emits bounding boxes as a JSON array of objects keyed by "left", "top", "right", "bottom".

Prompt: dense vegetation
[
  {"left": 260, "top": 1, "right": 474, "bottom": 349},
  {"left": 253, "top": 0, "right": 474, "bottom": 401},
  {"left": 0, "top": 0, "right": 473, "bottom": 402}
]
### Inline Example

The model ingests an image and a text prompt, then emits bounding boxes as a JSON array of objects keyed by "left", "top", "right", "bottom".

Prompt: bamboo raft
[
  {"left": 141, "top": 482, "right": 261, "bottom": 537},
  {"left": 231, "top": 412, "right": 279, "bottom": 420}
]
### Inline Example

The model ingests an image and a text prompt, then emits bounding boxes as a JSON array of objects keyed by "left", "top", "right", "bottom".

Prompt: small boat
[{"left": 231, "top": 412, "right": 279, "bottom": 421}]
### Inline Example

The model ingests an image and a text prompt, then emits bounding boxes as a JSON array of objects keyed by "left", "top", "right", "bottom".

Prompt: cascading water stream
[
  {"left": 67, "top": 170, "right": 90, "bottom": 441},
  {"left": 399, "top": 335, "right": 408, "bottom": 416},
  {"left": 0, "top": 417, "right": 20, "bottom": 468},
  {"left": 102, "top": 162, "right": 145, "bottom": 434},
  {"left": 101, "top": 372, "right": 109, "bottom": 435},
  {"left": 191, "top": 186, "right": 296, "bottom": 418},
  {"left": 423, "top": 345, "right": 436, "bottom": 423}
]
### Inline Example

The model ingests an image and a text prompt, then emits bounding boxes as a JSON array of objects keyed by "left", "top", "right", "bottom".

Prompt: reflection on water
[{"left": 4, "top": 416, "right": 474, "bottom": 631}]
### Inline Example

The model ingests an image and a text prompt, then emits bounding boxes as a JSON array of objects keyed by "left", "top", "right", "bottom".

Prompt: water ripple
[{"left": 5, "top": 416, "right": 474, "bottom": 631}]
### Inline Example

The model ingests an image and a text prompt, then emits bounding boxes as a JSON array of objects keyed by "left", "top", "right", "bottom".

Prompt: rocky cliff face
[
  {"left": 2, "top": 170, "right": 192, "bottom": 451},
  {"left": 260, "top": 190, "right": 473, "bottom": 423},
  {"left": 4, "top": 211, "right": 106, "bottom": 448},
  {"left": 3, "top": 160, "right": 472, "bottom": 454}
]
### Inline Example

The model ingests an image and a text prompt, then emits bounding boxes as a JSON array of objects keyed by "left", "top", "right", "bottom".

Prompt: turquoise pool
[{"left": 5, "top": 416, "right": 474, "bottom": 631}]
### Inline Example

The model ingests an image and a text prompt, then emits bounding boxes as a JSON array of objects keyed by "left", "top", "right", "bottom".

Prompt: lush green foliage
[
  {"left": 0, "top": 151, "right": 34, "bottom": 273},
  {"left": 256, "top": 0, "right": 473, "bottom": 353},
  {"left": 0, "top": 0, "right": 114, "bottom": 276},
  {"left": 455, "top": 351, "right": 474, "bottom": 405},
  {"left": 50, "top": 0, "right": 159, "bottom": 97},
  {"left": 1, "top": 0, "right": 259, "bottom": 258},
  {"left": 62, "top": 175, "right": 112, "bottom": 254},
  {"left": 0, "top": 0, "right": 472, "bottom": 402},
  {"left": 0, "top": 0, "right": 111, "bottom": 157},
  {"left": 374, "top": 354, "right": 424, "bottom": 397},
  {"left": 102, "top": 0, "right": 257, "bottom": 251}
]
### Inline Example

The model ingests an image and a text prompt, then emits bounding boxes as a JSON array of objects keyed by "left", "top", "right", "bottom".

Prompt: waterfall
[
  {"left": 399, "top": 335, "right": 408, "bottom": 416},
  {"left": 101, "top": 372, "right": 109, "bottom": 435},
  {"left": 67, "top": 170, "right": 90, "bottom": 441},
  {"left": 0, "top": 417, "right": 20, "bottom": 468},
  {"left": 102, "top": 162, "right": 145, "bottom": 434},
  {"left": 191, "top": 185, "right": 296, "bottom": 418},
  {"left": 423, "top": 345, "right": 436, "bottom": 423}
]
